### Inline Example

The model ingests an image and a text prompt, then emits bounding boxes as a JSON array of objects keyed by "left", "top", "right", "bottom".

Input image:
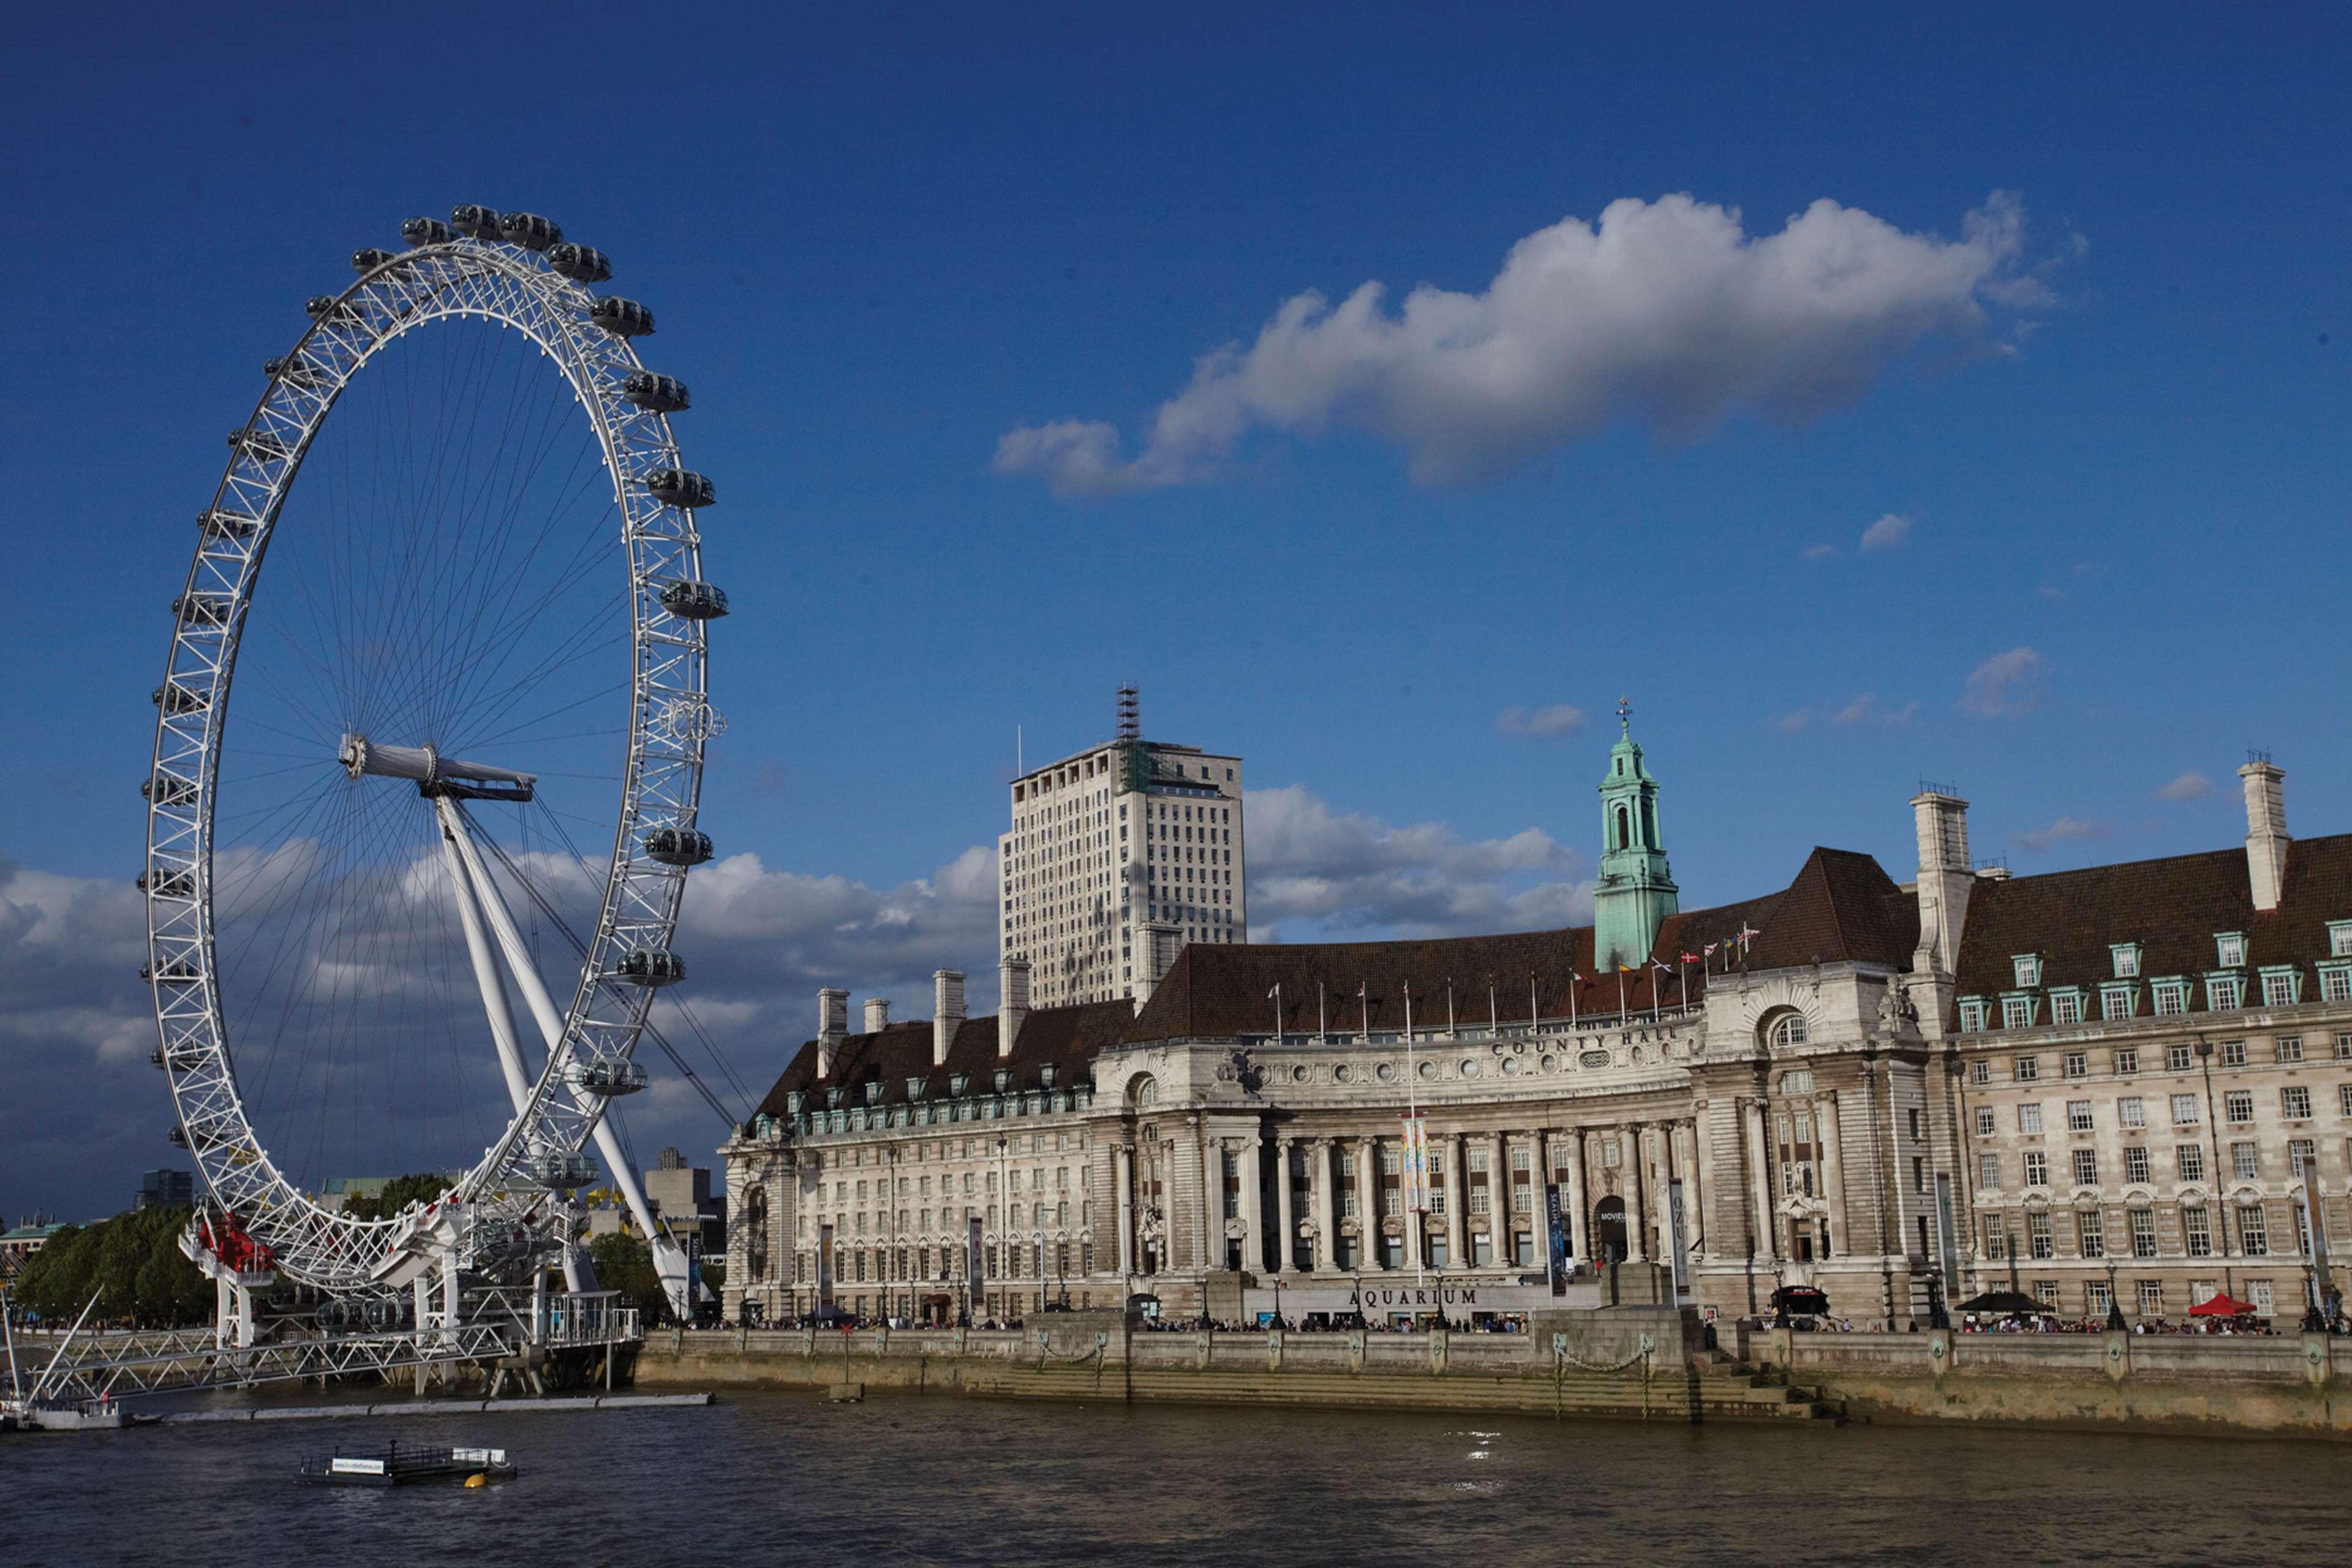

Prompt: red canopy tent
[{"left": 2189, "top": 1292, "right": 2258, "bottom": 1317}]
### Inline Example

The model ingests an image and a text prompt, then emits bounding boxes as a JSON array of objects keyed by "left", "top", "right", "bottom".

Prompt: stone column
[
  {"left": 1746, "top": 1099, "right": 1779, "bottom": 1261},
  {"left": 1564, "top": 1127, "right": 1590, "bottom": 1267},
  {"left": 1485, "top": 1131, "right": 1506, "bottom": 1268},
  {"left": 1672, "top": 1120, "right": 1702, "bottom": 1261},
  {"left": 1623, "top": 1125, "right": 1649, "bottom": 1264},
  {"left": 1313, "top": 1140, "right": 1337, "bottom": 1272},
  {"left": 1359, "top": 1139, "right": 1385, "bottom": 1270},
  {"left": 1117, "top": 1142, "right": 1136, "bottom": 1278},
  {"left": 1817, "top": 1092, "right": 1849, "bottom": 1259},
  {"left": 1444, "top": 1131, "right": 1466, "bottom": 1267},
  {"left": 1275, "top": 1135, "right": 1296, "bottom": 1275},
  {"left": 1240, "top": 1133, "right": 1265, "bottom": 1275}
]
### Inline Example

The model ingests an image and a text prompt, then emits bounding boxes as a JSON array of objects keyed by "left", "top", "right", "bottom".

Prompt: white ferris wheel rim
[{"left": 143, "top": 224, "right": 713, "bottom": 1292}]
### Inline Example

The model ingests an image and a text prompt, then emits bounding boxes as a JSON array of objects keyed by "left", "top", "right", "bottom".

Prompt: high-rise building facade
[{"left": 998, "top": 688, "right": 1245, "bottom": 1008}]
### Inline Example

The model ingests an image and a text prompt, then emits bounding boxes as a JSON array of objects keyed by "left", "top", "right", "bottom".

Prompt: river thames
[{"left": 5, "top": 1392, "right": 2345, "bottom": 1566}]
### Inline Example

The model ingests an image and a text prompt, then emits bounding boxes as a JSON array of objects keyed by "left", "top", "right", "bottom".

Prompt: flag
[
  {"left": 1679, "top": 951, "right": 1701, "bottom": 964},
  {"left": 1703, "top": 943, "right": 1719, "bottom": 957},
  {"left": 1618, "top": 963, "right": 1637, "bottom": 974},
  {"left": 1651, "top": 959, "right": 1672, "bottom": 973}
]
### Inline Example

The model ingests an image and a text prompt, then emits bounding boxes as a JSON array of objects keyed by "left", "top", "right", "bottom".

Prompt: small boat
[
  {"left": 297, "top": 1442, "right": 520, "bottom": 1487},
  {"left": 3, "top": 1393, "right": 146, "bottom": 1431}
]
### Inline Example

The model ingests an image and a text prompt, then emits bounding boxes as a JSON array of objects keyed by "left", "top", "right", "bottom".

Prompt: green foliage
[
  {"left": 698, "top": 1258, "right": 725, "bottom": 1292},
  {"left": 588, "top": 1232, "right": 672, "bottom": 1327},
  {"left": 9, "top": 1208, "right": 209, "bottom": 1328},
  {"left": 341, "top": 1173, "right": 453, "bottom": 1225}
]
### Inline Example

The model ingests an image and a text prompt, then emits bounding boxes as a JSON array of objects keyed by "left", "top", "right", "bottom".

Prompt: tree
[
  {"left": 342, "top": 1173, "right": 453, "bottom": 1224},
  {"left": 588, "top": 1232, "right": 671, "bottom": 1327},
  {"left": 13, "top": 1225, "right": 92, "bottom": 1324}
]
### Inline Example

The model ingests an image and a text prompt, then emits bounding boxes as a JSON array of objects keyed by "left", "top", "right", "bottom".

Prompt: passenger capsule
[
  {"left": 168, "top": 1124, "right": 190, "bottom": 1150},
  {"left": 643, "top": 469, "right": 714, "bottom": 508},
  {"left": 401, "top": 216, "right": 452, "bottom": 246},
  {"left": 173, "top": 594, "right": 233, "bottom": 627},
  {"left": 658, "top": 580, "right": 729, "bottom": 620},
  {"left": 198, "top": 509, "right": 257, "bottom": 540},
  {"left": 143, "top": 772, "right": 197, "bottom": 806},
  {"left": 141, "top": 957, "right": 200, "bottom": 982},
  {"left": 622, "top": 372, "right": 690, "bottom": 413},
  {"left": 642, "top": 827, "right": 714, "bottom": 867},
  {"left": 450, "top": 203, "right": 503, "bottom": 239},
  {"left": 614, "top": 949, "right": 686, "bottom": 988},
  {"left": 571, "top": 1060, "right": 650, "bottom": 1097},
  {"left": 546, "top": 243, "right": 611, "bottom": 284},
  {"left": 229, "top": 428, "right": 288, "bottom": 461},
  {"left": 153, "top": 682, "right": 208, "bottom": 715},
  {"left": 139, "top": 869, "right": 195, "bottom": 899},
  {"left": 588, "top": 296, "right": 654, "bottom": 337},
  {"left": 522, "top": 1152, "right": 600, "bottom": 1190},
  {"left": 497, "top": 211, "right": 562, "bottom": 250},
  {"left": 304, "top": 295, "right": 356, "bottom": 322},
  {"left": 263, "top": 355, "right": 322, "bottom": 389},
  {"left": 351, "top": 247, "right": 396, "bottom": 273}
]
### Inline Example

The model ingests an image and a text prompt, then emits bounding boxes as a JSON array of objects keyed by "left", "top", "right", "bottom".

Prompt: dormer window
[
  {"left": 826, "top": 1087, "right": 845, "bottom": 1109},
  {"left": 1958, "top": 997, "right": 1989, "bottom": 1033},
  {"left": 2328, "top": 921, "right": 2352, "bottom": 959},
  {"left": 2111, "top": 944, "right": 2141, "bottom": 979},
  {"left": 2215, "top": 932, "right": 2246, "bottom": 968},
  {"left": 993, "top": 1068, "right": 1012, "bottom": 1093},
  {"left": 786, "top": 1091, "right": 804, "bottom": 1114},
  {"left": 2100, "top": 982, "right": 2139, "bottom": 1020},
  {"left": 1039, "top": 1063, "right": 1057, "bottom": 1088},
  {"left": 2002, "top": 995, "right": 2038, "bottom": 1031},
  {"left": 949, "top": 1072, "right": 968, "bottom": 1096},
  {"left": 2204, "top": 972, "right": 2246, "bottom": 1011},
  {"left": 2259, "top": 967, "right": 2301, "bottom": 1008},
  {"left": 2151, "top": 978, "right": 2190, "bottom": 1016},
  {"left": 2013, "top": 954, "right": 2043, "bottom": 989},
  {"left": 905, "top": 1077, "right": 927, "bottom": 1100},
  {"left": 863, "top": 1081, "right": 883, "bottom": 1104}
]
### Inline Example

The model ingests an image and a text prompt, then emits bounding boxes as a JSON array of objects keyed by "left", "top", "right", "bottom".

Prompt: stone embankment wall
[
  {"left": 634, "top": 1309, "right": 1825, "bottom": 1425},
  {"left": 1733, "top": 1325, "right": 2352, "bottom": 1438}
]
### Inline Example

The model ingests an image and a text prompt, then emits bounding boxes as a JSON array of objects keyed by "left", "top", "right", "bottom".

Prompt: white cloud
[
  {"left": 1960, "top": 646, "right": 2046, "bottom": 718},
  {"left": 1496, "top": 703, "right": 1586, "bottom": 739},
  {"left": 1859, "top": 513, "right": 1912, "bottom": 552},
  {"left": 1801, "top": 543, "right": 1838, "bottom": 560},
  {"left": 2156, "top": 771, "right": 2217, "bottom": 802},
  {"left": 997, "top": 191, "right": 2046, "bottom": 497},
  {"left": 1245, "top": 783, "right": 1593, "bottom": 938},
  {"left": 2010, "top": 816, "right": 2113, "bottom": 853},
  {"left": 1776, "top": 692, "right": 1918, "bottom": 732}
]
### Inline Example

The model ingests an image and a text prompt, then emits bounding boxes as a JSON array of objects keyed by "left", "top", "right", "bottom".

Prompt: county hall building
[{"left": 722, "top": 712, "right": 2352, "bottom": 1330}]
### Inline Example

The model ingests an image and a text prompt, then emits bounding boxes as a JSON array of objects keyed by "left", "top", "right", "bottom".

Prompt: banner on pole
[
  {"left": 967, "top": 1215, "right": 987, "bottom": 1301},
  {"left": 1544, "top": 1182, "right": 1569, "bottom": 1295},
  {"left": 1400, "top": 1113, "right": 1430, "bottom": 1213},
  {"left": 817, "top": 1221, "right": 836, "bottom": 1310},
  {"left": 1665, "top": 1180, "right": 1689, "bottom": 1295}
]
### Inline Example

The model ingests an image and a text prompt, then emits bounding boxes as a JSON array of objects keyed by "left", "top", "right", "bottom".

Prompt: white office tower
[{"left": 999, "top": 687, "right": 1245, "bottom": 1008}]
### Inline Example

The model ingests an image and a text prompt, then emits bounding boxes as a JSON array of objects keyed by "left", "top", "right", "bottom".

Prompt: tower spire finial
[{"left": 1616, "top": 693, "right": 1632, "bottom": 735}]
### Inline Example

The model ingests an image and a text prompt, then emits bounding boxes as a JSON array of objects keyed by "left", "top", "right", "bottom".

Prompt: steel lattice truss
[
  {"left": 144, "top": 229, "right": 712, "bottom": 1292},
  {"left": 38, "top": 1324, "right": 521, "bottom": 1402}
]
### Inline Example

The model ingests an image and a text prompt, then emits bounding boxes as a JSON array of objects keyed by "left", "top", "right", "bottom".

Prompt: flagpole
[
  {"left": 1529, "top": 972, "right": 1539, "bottom": 1035},
  {"left": 1318, "top": 981, "right": 1327, "bottom": 1044},
  {"left": 1403, "top": 984, "right": 1422, "bottom": 1285},
  {"left": 1569, "top": 971, "right": 1579, "bottom": 1030},
  {"left": 1270, "top": 981, "right": 1283, "bottom": 1043},
  {"left": 1616, "top": 966, "right": 1626, "bottom": 1020}
]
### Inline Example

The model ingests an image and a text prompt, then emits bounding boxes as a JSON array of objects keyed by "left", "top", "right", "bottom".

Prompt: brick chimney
[
  {"left": 1909, "top": 791, "right": 1972, "bottom": 978},
  {"left": 933, "top": 970, "right": 966, "bottom": 1068},
  {"left": 816, "top": 987, "right": 848, "bottom": 1079},
  {"left": 999, "top": 959, "right": 1031, "bottom": 1058},
  {"left": 2240, "top": 758, "right": 2289, "bottom": 911},
  {"left": 864, "top": 997, "right": 891, "bottom": 1035}
]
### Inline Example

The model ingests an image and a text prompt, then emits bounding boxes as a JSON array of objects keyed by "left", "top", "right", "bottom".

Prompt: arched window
[
  {"left": 1764, "top": 1010, "right": 1809, "bottom": 1050},
  {"left": 1615, "top": 804, "right": 1630, "bottom": 850},
  {"left": 1642, "top": 798, "right": 1657, "bottom": 848}
]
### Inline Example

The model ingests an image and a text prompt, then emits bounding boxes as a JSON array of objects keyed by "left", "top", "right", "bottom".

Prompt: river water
[{"left": 4, "top": 1390, "right": 2342, "bottom": 1567}]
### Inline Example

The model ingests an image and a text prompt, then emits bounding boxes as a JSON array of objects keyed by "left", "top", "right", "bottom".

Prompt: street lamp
[{"left": 2105, "top": 1258, "right": 2127, "bottom": 1332}]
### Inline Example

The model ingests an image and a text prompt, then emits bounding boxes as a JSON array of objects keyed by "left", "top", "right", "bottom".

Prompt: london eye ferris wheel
[{"left": 141, "top": 206, "right": 728, "bottom": 1311}]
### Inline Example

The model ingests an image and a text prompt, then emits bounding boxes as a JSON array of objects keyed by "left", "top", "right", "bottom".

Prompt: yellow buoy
[{"left": 465, "top": 1473, "right": 488, "bottom": 1488}]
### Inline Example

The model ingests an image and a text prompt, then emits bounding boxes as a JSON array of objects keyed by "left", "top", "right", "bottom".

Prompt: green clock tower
[{"left": 1593, "top": 697, "right": 1678, "bottom": 969}]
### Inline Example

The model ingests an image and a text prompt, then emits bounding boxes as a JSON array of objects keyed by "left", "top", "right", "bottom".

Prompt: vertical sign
[
  {"left": 967, "top": 1215, "right": 987, "bottom": 1303},
  {"left": 1544, "top": 1182, "right": 1569, "bottom": 1295},
  {"left": 817, "top": 1221, "right": 835, "bottom": 1311},
  {"left": 1665, "top": 1180, "right": 1689, "bottom": 1295},
  {"left": 1933, "top": 1172, "right": 1961, "bottom": 1305},
  {"left": 1400, "top": 1114, "right": 1430, "bottom": 1213}
]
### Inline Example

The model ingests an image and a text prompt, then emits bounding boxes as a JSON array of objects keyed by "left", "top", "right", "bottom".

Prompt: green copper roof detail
[{"left": 1594, "top": 696, "right": 1677, "bottom": 968}]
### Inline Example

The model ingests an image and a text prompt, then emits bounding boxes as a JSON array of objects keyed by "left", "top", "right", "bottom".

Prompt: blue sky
[{"left": 3, "top": 3, "right": 2346, "bottom": 1218}]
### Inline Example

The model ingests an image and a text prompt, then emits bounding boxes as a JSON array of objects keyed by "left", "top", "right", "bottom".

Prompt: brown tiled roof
[
  {"left": 1123, "top": 872, "right": 1861, "bottom": 1044},
  {"left": 753, "top": 998, "right": 1136, "bottom": 1120},
  {"left": 1951, "top": 832, "right": 2352, "bottom": 1017},
  {"left": 1741, "top": 847, "right": 1919, "bottom": 971}
]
